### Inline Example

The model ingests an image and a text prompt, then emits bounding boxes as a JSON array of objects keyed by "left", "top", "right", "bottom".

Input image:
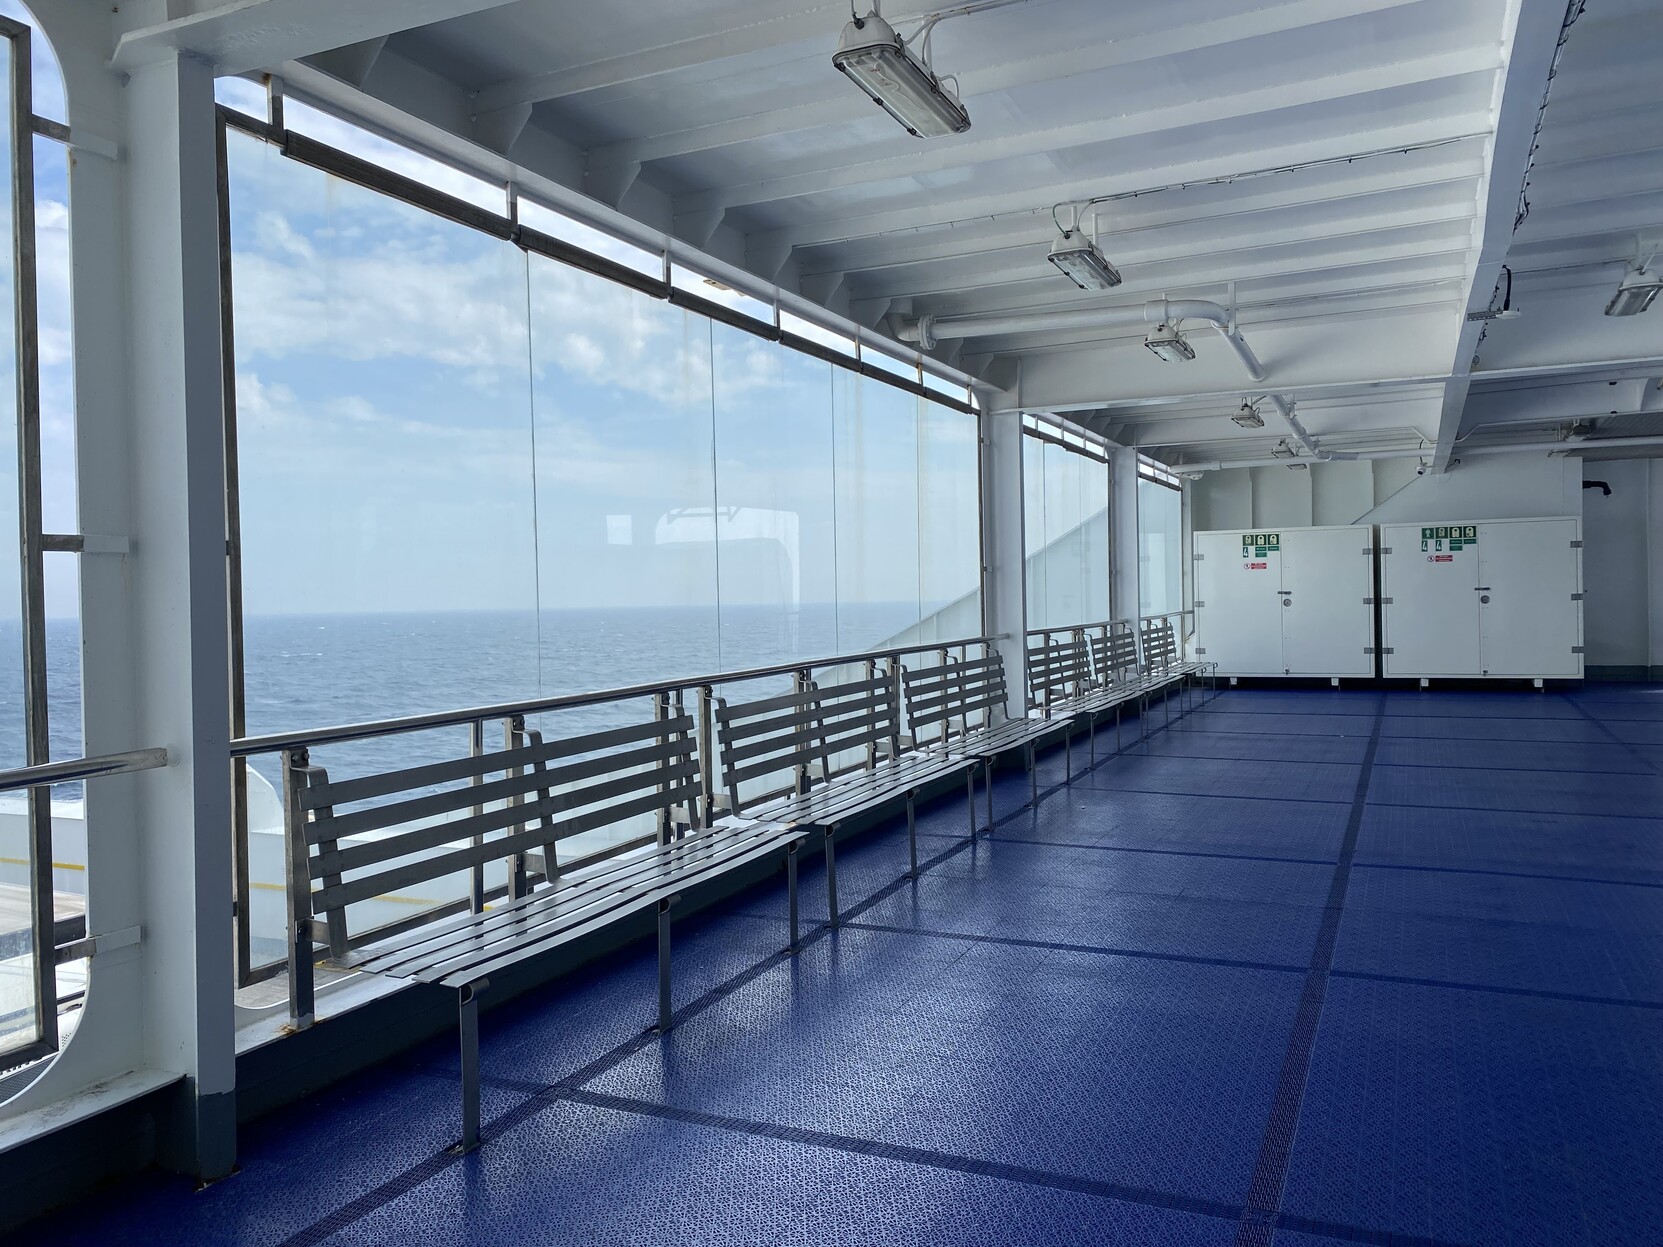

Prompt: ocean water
[{"left": 0, "top": 603, "right": 941, "bottom": 795}]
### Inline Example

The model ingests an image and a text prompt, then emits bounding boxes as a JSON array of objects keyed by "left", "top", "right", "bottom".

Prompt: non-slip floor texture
[{"left": 20, "top": 685, "right": 1663, "bottom": 1247}]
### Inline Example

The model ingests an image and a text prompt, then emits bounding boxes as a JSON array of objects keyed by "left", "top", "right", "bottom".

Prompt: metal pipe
[
  {"left": 0, "top": 747, "right": 169, "bottom": 795},
  {"left": 1171, "top": 432, "right": 1663, "bottom": 473},
  {"left": 900, "top": 297, "right": 1243, "bottom": 346}
]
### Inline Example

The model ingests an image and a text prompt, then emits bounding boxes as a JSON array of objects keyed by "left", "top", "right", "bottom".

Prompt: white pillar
[
  {"left": 978, "top": 398, "right": 1027, "bottom": 717},
  {"left": 121, "top": 48, "right": 236, "bottom": 1177},
  {"left": 1110, "top": 449, "right": 1141, "bottom": 625}
]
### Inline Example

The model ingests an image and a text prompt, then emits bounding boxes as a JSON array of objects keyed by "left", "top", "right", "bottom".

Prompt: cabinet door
[
  {"left": 1281, "top": 528, "right": 1373, "bottom": 676},
  {"left": 1382, "top": 526, "right": 1480, "bottom": 675},
  {"left": 1477, "top": 519, "right": 1582, "bottom": 676},
  {"left": 1194, "top": 531, "right": 1284, "bottom": 674}
]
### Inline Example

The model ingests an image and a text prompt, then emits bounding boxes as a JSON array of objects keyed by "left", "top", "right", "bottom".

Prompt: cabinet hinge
[
  {"left": 1364, "top": 596, "right": 1392, "bottom": 605},
  {"left": 1192, "top": 552, "right": 1205, "bottom": 561},
  {"left": 1365, "top": 646, "right": 1393, "bottom": 655},
  {"left": 1195, "top": 647, "right": 1206, "bottom": 655},
  {"left": 1569, "top": 539, "right": 1583, "bottom": 548},
  {"left": 1194, "top": 600, "right": 1205, "bottom": 608},
  {"left": 1379, "top": 546, "right": 1392, "bottom": 555},
  {"left": 1572, "top": 645, "right": 1585, "bottom": 654},
  {"left": 1571, "top": 592, "right": 1584, "bottom": 601}
]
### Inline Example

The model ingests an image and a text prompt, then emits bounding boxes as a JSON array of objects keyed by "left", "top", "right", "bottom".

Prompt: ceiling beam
[
  {"left": 112, "top": 0, "right": 524, "bottom": 75},
  {"left": 675, "top": 50, "right": 1499, "bottom": 214},
  {"left": 469, "top": 1, "right": 944, "bottom": 116},
  {"left": 1430, "top": 0, "right": 1587, "bottom": 472},
  {"left": 586, "top": 0, "right": 1431, "bottom": 169},
  {"left": 799, "top": 148, "right": 1487, "bottom": 276},
  {"left": 748, "top": 113, "right": 1493, "bottom": 255}
]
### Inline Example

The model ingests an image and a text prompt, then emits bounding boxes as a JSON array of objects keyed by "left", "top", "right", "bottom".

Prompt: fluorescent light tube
[
  {"left": 1047, "top": 230, "right": 1122, "bottom": 290},
  {"left": 833, "top": 12, "right": 970, "bottom": 139},
  {"left": 1605, "top": 267, "right": 1661, "bottom": 317},
  {"left": 1143, "top": 322, "right": 1195, "bottom": 363}
]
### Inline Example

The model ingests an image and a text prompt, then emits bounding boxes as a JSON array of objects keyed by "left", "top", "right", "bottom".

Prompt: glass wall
[
  {"left": 224, "top": 127, "right": 983, "bottom": 749},
  {"left": 1023, "top": 431, "right": 1109, "bottom": 630},
  {"left": 1138, "top": 473, "right": 1185, "bottom": 617}
]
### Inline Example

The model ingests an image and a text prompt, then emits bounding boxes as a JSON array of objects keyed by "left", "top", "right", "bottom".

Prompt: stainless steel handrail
[
  {"left": 0, "top": 747, "right": 168, "bottom": 794},
  {"left": 230, "top": 634, "right": 1002, "bottom": 757}
]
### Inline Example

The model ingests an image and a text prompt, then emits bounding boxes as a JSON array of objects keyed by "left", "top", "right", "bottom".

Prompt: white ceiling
[{"left": 127, "top": 0, "right": 1663, "bottom": 468}]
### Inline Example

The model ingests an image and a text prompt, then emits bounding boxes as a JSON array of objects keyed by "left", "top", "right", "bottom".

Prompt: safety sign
[
  {"left": 1241, "top": 532, "right": 1281, "bottom": 557},
  {"left": 1421, "top": 524, "right": 1477, "bottom": 554}
]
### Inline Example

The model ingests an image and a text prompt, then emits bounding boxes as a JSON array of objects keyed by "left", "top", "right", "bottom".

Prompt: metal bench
[
  {"left": 1138, "top": 616, "right": 1214, "bottom": 728},
  {"left": 281, "top": 710, "right": 803, "bottom": 1151},
  {"left": 715, "top": 668, "right": 980, "bottom": 924},
  {"left": 901, "top": 648, "right": 1072, "bottom": 823}
]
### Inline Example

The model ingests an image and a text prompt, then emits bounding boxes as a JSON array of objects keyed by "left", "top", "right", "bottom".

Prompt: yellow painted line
[{"left": 0, "top": 856, "right": 84, "bottom": 871}]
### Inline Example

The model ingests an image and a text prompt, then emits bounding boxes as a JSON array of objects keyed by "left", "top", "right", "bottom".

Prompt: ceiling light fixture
[
  {"left": 1270, "top": 439, "right": 1296, "bottom": 460},
  {"left": 1605, "top": 264, "right": 1661, "bottom": 317},
  {"left": 1231, "top": 400, "right": 1265, "bottom": 429},
  {"left": 1144, "top": 322, "right": 1195, "bottom": 363},
  {"left": 833, "top": 9, "right": 970, "bottom": 138},
  {"left": 1047, "top": 229, "right": 1122, "bottom": 290}
]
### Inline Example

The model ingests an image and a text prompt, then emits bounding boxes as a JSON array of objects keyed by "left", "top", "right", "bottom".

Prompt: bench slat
[
  {"left": 306, "top": 713, "right": 694, "bottom": 810},
  {"left": 313, "top": 778, "right": 700, "bottom": 913}
]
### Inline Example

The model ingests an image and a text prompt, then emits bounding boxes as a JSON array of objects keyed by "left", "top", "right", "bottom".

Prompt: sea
[{"left": 0, "top": 603, "right": 939, "bottom": 796}]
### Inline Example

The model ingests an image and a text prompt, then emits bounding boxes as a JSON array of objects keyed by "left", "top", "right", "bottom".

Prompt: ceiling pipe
[
  {"left": 900, "top": 297, "right": 1327, "bottom": 458},
  {"left": 1170, "top": 432, "right": 1663, "bottom": 474}
]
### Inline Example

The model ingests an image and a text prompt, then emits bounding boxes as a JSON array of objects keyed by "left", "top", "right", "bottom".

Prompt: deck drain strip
[{"left": 1233, "top": 694, "right": 1384, "bottom": 1247}]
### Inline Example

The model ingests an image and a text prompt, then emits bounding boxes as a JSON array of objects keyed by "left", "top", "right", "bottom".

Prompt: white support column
[
  {"left": 978, "top": 397, "right": 1027, "bottom": 718},
  {"left": 121, "top": 48, "right": 236, "bottom": 1177},
  {"left": 0, "top": 4, "right": 235, "bottom": 1181},
  {"left": 1110, "top": 449, "right": 1141, "bottom": 626}
]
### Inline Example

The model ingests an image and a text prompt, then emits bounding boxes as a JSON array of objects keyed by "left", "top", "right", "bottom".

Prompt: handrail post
[
  {"left": 864, "top": 658, "right": 878, "bottom": 769},
  {"left": 696, "top": 684, "right": 715, "bottom": 826},
  {"left": 282, "top": 746, "right": 315, "bottom": 1027},
  {"left": 793, "top": 667, "right": 813, "bottom": 795},
  {"left": 468, "top": 719, "right": 486, "bottom": 913},
  {"left": 653, "top": 691, "right": 671, "bottom": 844},
  {"left": 505, "top": 715, "right": 528, "bottom": 899}
]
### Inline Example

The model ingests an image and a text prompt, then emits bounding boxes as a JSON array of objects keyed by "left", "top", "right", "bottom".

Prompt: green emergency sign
[
  {"left": 1421, "top": 524, "right": 1478, "bottom": 553},
  {"left": 1240, "top": 532, "right": 1281, "bottom": 557}
]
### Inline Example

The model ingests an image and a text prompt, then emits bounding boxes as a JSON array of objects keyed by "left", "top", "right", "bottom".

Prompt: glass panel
[
  {"left": 1023, "top": 432, "right": 1109, "bottom": 631},
  {"left": 1139, "top": 477, "right": 1184, "bottom": 617},
  {"left": 710, "top": 322, "right": 837, "bottom": 668},
  {"left": 516, "top": 197, "right": 661, "bottom": 278},
  {"left": 0, "top": 31, "right": 37, "bottom": 1060},
  {"left": 527, "top": 250, "right": 720, "bottom": 696},
  {"left": 227, "top": 128, "right": 541, "bottom": 781},
  {"left": 832, "top": 373, "right": 920, "bottom": 653},
  {"left": 1023, "top": 434, "right": 1047, "bottom": 628},
  {"left": 916, "top": 400, "right": 981, "bottom": 643},
  {"left": 779, "top": 310, "right": 853, "bottom": 356}
]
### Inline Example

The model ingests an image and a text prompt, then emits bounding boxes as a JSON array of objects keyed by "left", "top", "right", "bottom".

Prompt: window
[
  {"left": 1022, "top": 422, "right": 1109, "bottom": 630},
  {"left": 1138, "top": 463, "right": 1184, "bottom": 618}
]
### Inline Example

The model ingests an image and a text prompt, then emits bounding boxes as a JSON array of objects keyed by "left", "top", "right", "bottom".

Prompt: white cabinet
[
  {"left": 1193, "top": 525, "right": 1374, "bottom": 677},
  {"left": 1379, "top": 517, "right": 1583, "bottom": 679}
]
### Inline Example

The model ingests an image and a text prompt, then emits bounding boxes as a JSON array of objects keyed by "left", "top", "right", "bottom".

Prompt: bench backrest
[
  {"left": 1090, "top": 624, "right": 1142, "bottom": 684},
  {"left": 1139, "top": 617, "right": 1181, "bottom": 670},
  {"left": 1026, "top": 634, "right": 1089, "bottom": 710},
  {"left": 714, "top": 673, "right": 900, "bottom": 816},
  {"left": 288, "top": 711, "right": 701, "bottom": 957},
  {"left": 901, "top": 650, "right": 1008, "bottom": 745}
]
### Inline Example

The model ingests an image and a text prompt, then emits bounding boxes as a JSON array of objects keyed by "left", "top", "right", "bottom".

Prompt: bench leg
[
  {"left": 824, "top": 828, "right": 840, "bottom": 928},
  {"left": 1089, "top": 715, "right": 1096, "bottom": 767},
  {"left": 1115, "top": 703, "right": 1122, "bottom": 755},
  {"left": 1028, "top": 743, "right": 1037, "bottom": 806},
  {"left": 907, "top": 792, "right": 919, "bottom": 877},
  {"left": 458, "top": 981, "right": 483, "bottom": 1153},
  {"left": 965, "top": 768, "right": 976, "bottom": 842},
  {"left": 984, "top": 759, "right": 994, "bottom": 836},
  {"left": 787, "top": 841, "right": 800, "bottom": 950},
  {"left": 656, "top": 897, "right": 673, "bottom": 1033},
  {"left": 1064, "top": 726, "right": 1072, "bottom": 785}
]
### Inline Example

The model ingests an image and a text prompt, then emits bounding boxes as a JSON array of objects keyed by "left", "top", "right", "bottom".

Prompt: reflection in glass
[
  {"left": 1139, "top": 477, "right": 1184, "bottom": 617},
  {"left": 1024, "top": 434, "right": 1109, "bottom": 630}
]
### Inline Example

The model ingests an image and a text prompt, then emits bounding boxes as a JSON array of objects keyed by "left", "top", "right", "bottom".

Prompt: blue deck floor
[{"left": 20, "top": 685, "right": 1663, "bottom": 1246}]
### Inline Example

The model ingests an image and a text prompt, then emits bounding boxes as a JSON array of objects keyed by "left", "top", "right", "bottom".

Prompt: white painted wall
[{"left": 1581, "top": 459, "right": 1663, "bottom": 674}]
